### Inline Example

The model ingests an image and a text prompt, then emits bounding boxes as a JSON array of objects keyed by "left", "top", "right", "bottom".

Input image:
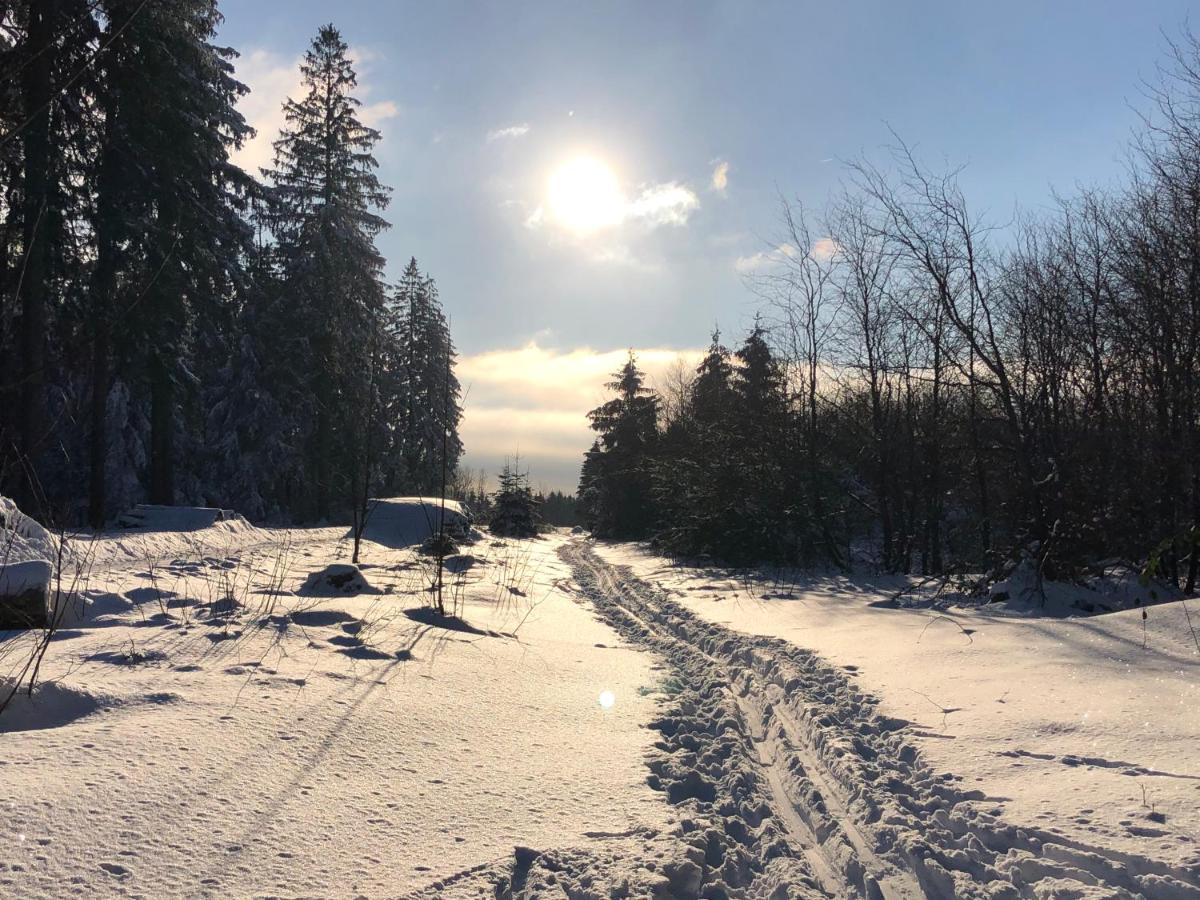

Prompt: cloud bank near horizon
[{"left": 457, "top": 342, "right": 703, "bottom": 491}]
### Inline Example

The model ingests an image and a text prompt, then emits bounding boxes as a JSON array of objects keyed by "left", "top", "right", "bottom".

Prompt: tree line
[
  {"left": 0, "top": 3, "right": 461, "bottom": 525},
  {"left": 580, "top": 31, "right": 1200, "bottom": 588}
]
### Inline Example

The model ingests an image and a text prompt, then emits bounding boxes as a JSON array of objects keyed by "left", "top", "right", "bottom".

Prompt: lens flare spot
[{"left": 598, "top": 690, "right": 616, "bottom": 709}]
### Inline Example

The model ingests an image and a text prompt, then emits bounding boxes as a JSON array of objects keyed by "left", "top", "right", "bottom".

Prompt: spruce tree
[
  {"left": 490, "top": 462, "right": 541, "bottom": 538},
  {"left": 87, "top": 0, "right": 255, "bottom": 522},
  {"left": 585, "top": 353, "right": 659, "bottom": 538},
  {"left": 387, "top": 258, "right": 463, "bottom": 494},
  {"left": 264, "top": 24, "right": 390, "bottom": 520}
]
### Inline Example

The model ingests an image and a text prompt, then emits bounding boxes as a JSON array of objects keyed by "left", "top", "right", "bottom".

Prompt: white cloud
[
  {"left": 811, "top": 237, "right": 841, "bottom": 260},
  {"left": 523, "top": 181, "right": 699, "bottom": 239},
  {"left": 457, "top": 342, "right": 704, "bottom": 489},
  {"left": 487, "top": 123, "right": 531, "bottom": 142},
  {"left": 232, "top": 46, "right": 398, "bottom": 175},
  {"left": 734, "top": 243, "right": 798, "bottom": 273},
  {"left": 626, "top": 182, "right": 700, "bottom": 227},
  {"left": 361, "top": 100, "right": 400, "bottom": 128},
  {"left": 711, "top": 159, "right": 729, "bottom": 194},
  {"left": 733, "top": 238, "right": 839, "bottom": 273},
  {"left": 231, "top": 49, "right": 302, "bottom": 174}
]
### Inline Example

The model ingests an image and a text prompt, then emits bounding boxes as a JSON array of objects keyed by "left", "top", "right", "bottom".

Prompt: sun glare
[{"left": 548, "top": 156, "right": 625, "bottom": 233}]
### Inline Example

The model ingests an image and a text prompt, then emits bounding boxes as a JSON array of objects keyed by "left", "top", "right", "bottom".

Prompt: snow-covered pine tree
[
  {"left": 86, "top": 0, "right": 255, "bottom": 522},
  {"left": 385, "top": 258, "right": 463, "bottom": 495},
  {"left": 263, "top": 24, "right": 390, "bottom": 520},
  {"left": 490, "top": 461, "right": 541, "bottom": 538}
]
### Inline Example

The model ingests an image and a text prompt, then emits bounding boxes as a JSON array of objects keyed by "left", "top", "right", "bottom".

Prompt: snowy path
[{"left": 557, "top": 539, "right": 1200, "bottom": 899}]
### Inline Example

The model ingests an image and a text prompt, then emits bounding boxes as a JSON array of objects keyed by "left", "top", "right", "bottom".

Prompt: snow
[
  {"left": 297, "top": 562, "right": 380, "bottom": 596},
  {"left": 115, "top": 504, "right": 240, "bottom": 532},
  {"left": 5, "top": 493, "right": 1200, "bottom": 896},
  {"left": 0, "top": 559, "right": 52, "bottom": 597},
  {"left": 357, "top": 496, "right": 475, "bottom": 548},
  {"left": 0, "top": 525, "right": 674, "bottom": 897},
  {"left": 595, "top": 540, "right": 1200, "bottom": 884},
  {"left": 0, "top": 495, "right": 61, "bottom": 568}
]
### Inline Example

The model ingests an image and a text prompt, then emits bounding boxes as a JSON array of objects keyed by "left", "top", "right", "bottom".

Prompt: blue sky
[{"left": 218, "top": 0, "right": 1194, "bottom": 491}]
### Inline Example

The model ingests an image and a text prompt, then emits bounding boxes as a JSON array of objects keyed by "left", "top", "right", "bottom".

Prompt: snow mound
[
  {"left": 357, "top": 497, "right": 475, "bottom": 549},
  {"left": 1, "top": 496, "right": 61, "bottom": 628},
  {"left": 0, "top": 680, "right": 180, "bottom": 733},
  {"left": 0, "top": 495, "right": 60, "bottom": 566},
  {"left": 986, "top": 559, "right": 1179, "bottom": 616},
  {"left": 298, "top": 564, "right": 380, "bottom": 597},
  {"left": 116, "top": 504, "right": 242, "bottom": 531}
]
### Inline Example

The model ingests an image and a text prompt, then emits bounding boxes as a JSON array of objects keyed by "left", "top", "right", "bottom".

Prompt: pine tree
[
  {"left": 386, "top": 258, "right": 462, "bottom": 494},
  {"left": 264, "top": 24, "right": 390, "bottom": 520},
  {"left": 730, "top": 322, "right": 791, "bottom": 561},
  {"left": 653, "top": 331, "right": 740, "bottom": 559},
  {"left": 87, "top": 0, "right": 255, "bottom": 522},
  {"left": 1, "top": 1, "right": 99, "bottom": 518},
  {"left": 490, "top": 461, "right": 541, "bottom": 538},
  {"left": 585, "top": 353, "right": 659, "bottom": 538}
]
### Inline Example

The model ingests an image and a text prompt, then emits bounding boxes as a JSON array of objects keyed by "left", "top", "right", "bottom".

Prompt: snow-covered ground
[
  {"left": 596, "top": 541, "right": 1200, "bottom": 888},
  {"left": 0, "top": 521, "right": 673, "bottom": 898},
  {"left": 5, "top": 509, "right": 1200, "bottom": 897}
]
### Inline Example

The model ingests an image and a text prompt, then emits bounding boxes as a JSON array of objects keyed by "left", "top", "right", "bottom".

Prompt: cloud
[
  {"left": 457, "top": 342, "right": 704, "bottom": 490},
  {"left": 733, "top": 238, "right": 839, "bottom": 273},
  {"left": 487, "top": 123, "right": 531, "bottom": 142},
  {"left": 523, "top": 181, "right": 700, "bottom": 239},
  {"left": 734, "top": 243, "right": 798, "bottom": 273},
  {"left": 626, "top": 182, "right": 700, "bottom": 227},
  {"left": 231, "top": 46, "right": 398, "bottom": 175},
  {"left": 811, "top": 237, "right": 841, "bottom": 260},
  {"left": 711, "top": 160, "right": 729, "bottom": 194},
  {"left": 361, "top": 100, "right": 400, "bottom": 128},
  {"left": 230, "top": 49, "right": 302, "bottom": 174}
]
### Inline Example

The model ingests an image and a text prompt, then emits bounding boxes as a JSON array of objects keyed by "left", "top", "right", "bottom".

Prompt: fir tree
[
  {"left": 490, "top": 461, "right": 541, "bottom": 538},
  {"left": 264, "top": 24, "right": 390, "bottom": 520},
  {"left": 87, "top": 0, "right": 255, "bottom": 522},
  {"left": 386, "top": 258, "right": 463, "bottom": 494},
  {"left": 584, "top": 353, "right": 659, "bottom": 538}
]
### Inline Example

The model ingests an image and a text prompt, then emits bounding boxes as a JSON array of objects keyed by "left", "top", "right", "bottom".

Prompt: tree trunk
[{"left": 18, "top": 0, "right": 58, "bottom": 511}]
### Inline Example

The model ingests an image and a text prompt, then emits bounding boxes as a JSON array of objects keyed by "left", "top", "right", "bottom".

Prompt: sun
[{"left": 547, "top": 156, "right": 625, "bottom": 233}]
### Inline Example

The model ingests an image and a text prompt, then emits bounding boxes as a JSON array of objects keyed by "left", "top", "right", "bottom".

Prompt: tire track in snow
[{"left": 561, "top": 539, "right": 1200, "bottom": 900}]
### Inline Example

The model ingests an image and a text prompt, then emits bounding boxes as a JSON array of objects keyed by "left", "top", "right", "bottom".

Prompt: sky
[{"left": 217, "top": 0, "right": 1194, "bottom": 492}]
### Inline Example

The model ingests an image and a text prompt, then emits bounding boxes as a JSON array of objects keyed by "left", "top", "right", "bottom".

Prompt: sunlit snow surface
[
  {"left": 595, "top": 541, "right": 1200, "bottom": 874},
  {"left": 0, "top": 526, "right": 672, "bottom": 897}
]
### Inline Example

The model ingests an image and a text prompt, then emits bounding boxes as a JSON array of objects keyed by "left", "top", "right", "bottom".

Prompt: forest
[
  {"left": 0, "top": 4, "right": 462, "bottom": 527},
  {"left": 580, "top": 31, "right": 1200, "bottom": 588}
]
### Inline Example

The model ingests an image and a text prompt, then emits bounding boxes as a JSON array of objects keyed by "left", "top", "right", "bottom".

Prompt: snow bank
[
  {"left": 357, "top": 497, "right": 474, "bottom": 549},
  {"left": 83, "top": 512, "right": 272, "bottom": 569},
  {"left": 986, "top": 558, "right": 1179, "bottom": 615},
  {"left": 115, "top": 504, "right": 241, "bottom": 531}
]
